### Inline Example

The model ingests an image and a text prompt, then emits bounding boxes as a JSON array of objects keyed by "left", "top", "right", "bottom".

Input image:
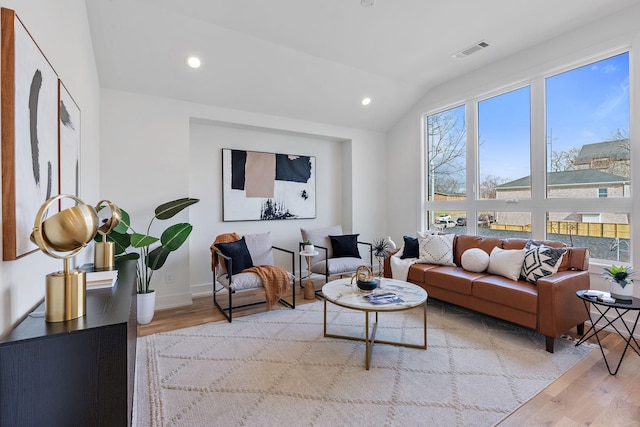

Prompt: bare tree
[
  {"left": 479, "top": 174, "right": 508, "bottom": 199},
  {"left": 549, "top": 147, "right": 580, "bottom": 172},
  {"left": 427, "top": 109, "right": 466, "bottom": 197},
  {"left": 435, "top": 176, "right": 462, "bottom": 195},
  {"left": 608, "top": 128, "right": 630, "bottom": 178}
]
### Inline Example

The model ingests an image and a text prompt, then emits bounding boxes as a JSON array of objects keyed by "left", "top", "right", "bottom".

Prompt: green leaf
[
  {"left": 131, "top": 232, "right": 159, "bottom": 248},
  {"left": 160, "top": 223, "right": 193, "bottom": 251},
  {"left": 146, "top": 246, "right": 170, "bottom": 270},
  {"left": 154, "top": 198, "right": 199, "bottom": 220},
  {"left": 108, "top": 232, "right": 132, "bottom": 255},
  {"left": 112, "top": 208, "right": 131, "bottom": 234}
]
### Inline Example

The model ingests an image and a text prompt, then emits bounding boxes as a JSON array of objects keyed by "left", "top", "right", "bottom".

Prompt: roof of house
[
  {"left": 497, "top": 169, "right": 629, "bottom": 189},
  {"left": 573, "top": 139, "right": 629, "bottom": 164}
]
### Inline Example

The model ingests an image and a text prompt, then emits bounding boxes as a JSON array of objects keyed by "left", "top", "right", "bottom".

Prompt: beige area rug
[{"left": 134, "top": 299, "right": 593, "bottom": 427}]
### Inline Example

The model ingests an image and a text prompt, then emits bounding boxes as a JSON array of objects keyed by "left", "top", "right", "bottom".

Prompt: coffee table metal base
[{"left": 323, "top": 297, "right": 427, "bottom": 370}]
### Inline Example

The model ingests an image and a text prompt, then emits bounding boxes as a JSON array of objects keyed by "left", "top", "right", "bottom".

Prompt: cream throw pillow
[
  {"left": 417, "top": 234, "right": 455, "bottom": 266},
  {"left": 487, "top": 247, "right": 525, "bottom": 281}
]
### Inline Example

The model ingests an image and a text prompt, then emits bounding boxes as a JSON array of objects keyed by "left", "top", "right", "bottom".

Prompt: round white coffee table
[{"left": 322, "top": 277, "right": 428, "bottom": 370}]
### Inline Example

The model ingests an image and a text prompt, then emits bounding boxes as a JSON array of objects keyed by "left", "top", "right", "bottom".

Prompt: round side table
[{"left": 300, "top": 250, "right": 319, "bottom": 299}]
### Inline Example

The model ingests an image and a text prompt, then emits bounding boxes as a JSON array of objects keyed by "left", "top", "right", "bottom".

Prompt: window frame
[{"left": 422, "top": 48, "right": 632, "bottom": 264}]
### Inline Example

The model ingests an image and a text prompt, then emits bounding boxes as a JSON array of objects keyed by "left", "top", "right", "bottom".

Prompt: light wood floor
[{"left": 138, "top": 293, "right": 640, "bottom": 426}]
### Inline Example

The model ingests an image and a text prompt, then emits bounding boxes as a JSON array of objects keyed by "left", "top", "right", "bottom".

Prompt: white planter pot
[
  {"left": 137, "top": 290, "right": 156, "bottom": 324},
  {"left": 610, "top": 280, "right": 633, "bottom": 301},
  {"left": 304, "top": 244, "right": 314, "bottom": 254}
]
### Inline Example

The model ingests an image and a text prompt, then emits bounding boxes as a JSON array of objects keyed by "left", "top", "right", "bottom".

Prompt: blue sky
[{"left": 478, "top": 52, "right": 629, "bottom": 180}]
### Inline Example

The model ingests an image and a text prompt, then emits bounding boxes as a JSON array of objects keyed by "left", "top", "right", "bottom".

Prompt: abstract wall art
[
  {"left": 58, "top": 80, "right": 80, "bottom": 204},
  {"left": 1, "top": 8, "right": 59, "bottom": 260},
  {"left": 222, "top": 148, "right": 316, "bottom": 221}
]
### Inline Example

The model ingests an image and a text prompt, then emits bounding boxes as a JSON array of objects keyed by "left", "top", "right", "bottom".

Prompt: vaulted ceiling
[{"left": 85, "top": 0, "right": 638, "bottom": 133}]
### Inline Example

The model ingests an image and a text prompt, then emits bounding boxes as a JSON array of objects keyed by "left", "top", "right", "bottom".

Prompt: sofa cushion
[
  {"left": 521, "top": 244, "right": 566, "bottom": 284},
  {"left": 425, "top": 266, "right": 486, "bottom": 295},
  {"left": 454, "top": 235, "right": 503, "bottom": 266},
  {"left": 301, "top": 225, "right": 343, "bottom": 264},
  {"left": 472, "top": 275, "right": 538, "bottom": 314},
  {"left": 401, "top": 235, "right": 419, "bottom": 259},
  {"left": 243, "top": 232, "right": 274, "bottom": 266},
  {"left": 310, "top": 257, "right": 369, "bottom": 276},
  {"left": 486, "top": 247, "right": 525, "bottom": 281},
  {"left": 461, "top": 248, "right": 490, "bottom": 272},
  {"left": 407, "top": 263, "right": 439, "bottom": 283},
  {"left": 417, "top": 234, "right": 455, "bottom": 266},
  {"left": 329, "top": 234, "right": 361, "bottom": 258}
]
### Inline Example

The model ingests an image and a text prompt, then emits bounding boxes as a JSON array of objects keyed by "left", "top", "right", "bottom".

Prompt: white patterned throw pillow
[
  {"left": 521, "top": 245, "right": 566, "bottom": 284},
  {"left": 417, "top": 234, "right": 455, "bottom": 266}
]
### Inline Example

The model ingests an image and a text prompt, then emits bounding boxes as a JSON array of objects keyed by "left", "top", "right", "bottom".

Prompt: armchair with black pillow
[
  {"left": 299, "top": 225, "right": 373, "bottom": 294},
  {"left": 211, "top": 232, "right": 295, "bottom": 322}
]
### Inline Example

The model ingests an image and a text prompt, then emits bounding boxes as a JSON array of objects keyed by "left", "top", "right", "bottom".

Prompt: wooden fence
[{"left": 490, "top": 221, "right": 630, "bottom": 239}]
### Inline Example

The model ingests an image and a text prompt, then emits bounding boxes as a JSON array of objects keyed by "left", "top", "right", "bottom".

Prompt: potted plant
[
  {"left": 303, "top": 239, "right": 315, "bottom": 254},
  {"left": 372, "top": 237, "right": 391, "bottom": 278},
  {"left": 96, "top": 197, "right": 199, "bottom": 324},
  {"left": 602, "top": 264, "right": 635, "bottom": 301}
]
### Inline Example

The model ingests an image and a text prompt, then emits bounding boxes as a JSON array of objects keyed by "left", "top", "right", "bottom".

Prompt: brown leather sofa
[{"left": 384, "top": 235, "right": 590, "bottom": 352}]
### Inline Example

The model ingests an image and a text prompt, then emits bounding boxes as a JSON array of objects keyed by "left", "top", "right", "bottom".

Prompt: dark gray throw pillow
[
  {"left": 401, "top": 235, "right": 419, "bottom": 259},
  {"left": 329, "top": 234, "right": 360, "bottom": 258},
  {"left": 215, "top": 237, "right": 254, "bottom": 276}
]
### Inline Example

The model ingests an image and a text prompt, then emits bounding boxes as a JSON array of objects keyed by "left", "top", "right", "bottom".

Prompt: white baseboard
[{"left": 155, "top": 292, "right": 193, "bottom": 310}]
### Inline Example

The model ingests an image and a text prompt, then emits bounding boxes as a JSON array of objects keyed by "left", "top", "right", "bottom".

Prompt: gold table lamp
[
  {"left": 30, "top": 195, "right": 99, "bottom": 322},
  {"left": 94, "top": 200, "right": 121, "bottom": 270}
]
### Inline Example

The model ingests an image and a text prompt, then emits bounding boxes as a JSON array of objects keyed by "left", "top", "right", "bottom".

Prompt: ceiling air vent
[{"left": 452, "top": 40, "right": 490, "bottom": 59}]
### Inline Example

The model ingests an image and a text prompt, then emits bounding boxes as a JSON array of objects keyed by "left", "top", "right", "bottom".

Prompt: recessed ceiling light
[
  {"left": 186, "top": 56, "right": 201, "bottom": 69},
  {"left": 361, "top": 97, "right": 372, "bottom": 106}
]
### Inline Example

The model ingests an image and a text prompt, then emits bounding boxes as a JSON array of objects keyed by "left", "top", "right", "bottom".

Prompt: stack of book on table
[{"left": 80, "top": 263, "right": 118, "bottom": 290}]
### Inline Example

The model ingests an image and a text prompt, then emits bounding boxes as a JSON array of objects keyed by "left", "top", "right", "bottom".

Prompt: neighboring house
[
  {"left": 572, "top": 139, "right": 630, "bottom": 177},
  {"left": 495, "top": 170, "right": 630, "bottom": 225}
]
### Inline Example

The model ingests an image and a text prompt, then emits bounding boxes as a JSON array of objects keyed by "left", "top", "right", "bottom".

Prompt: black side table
[{"left": 575, "top": 290, "right": 640, "bottom": 375}]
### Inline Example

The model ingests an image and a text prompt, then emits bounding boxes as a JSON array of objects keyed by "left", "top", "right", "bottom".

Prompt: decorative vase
[
  {"left": 385, "top": 236, "right": 396, "bottom": 250},
  {"left": 610, "top": 280, "right": 633, "bottom": 301},
  {"left": 304, "top": 244, "right": 315, "bottom": 254},
  {"left": 137, "top": 290, "right": 156, "bottom": 324}
]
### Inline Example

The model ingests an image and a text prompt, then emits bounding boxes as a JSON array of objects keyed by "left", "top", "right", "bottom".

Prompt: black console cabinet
[{"left": 0, "top": 260, "right": 137, "bottom": 426}]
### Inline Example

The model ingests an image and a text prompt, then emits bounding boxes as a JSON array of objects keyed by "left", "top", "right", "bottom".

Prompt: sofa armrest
[
  {"left": 536, "top": 270, "right": 590, "bottom": 338},
  {"left": 383, "top": 249, "right": 401, "bottom": 278}
]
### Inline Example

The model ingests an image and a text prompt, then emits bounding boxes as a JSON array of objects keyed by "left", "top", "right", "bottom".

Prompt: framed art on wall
[
  {"left": 222, "top": 148, "right": 316, "bottom": 221},
  {"left": 58, "top": 79, "right": 80, "bottom": 206},
  {"left": 1, "top": 8, "right": 59, "bottom": 260}
]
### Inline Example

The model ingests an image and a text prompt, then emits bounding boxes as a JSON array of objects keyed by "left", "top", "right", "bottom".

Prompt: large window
[
  {"left": 424, "top": 51, "right": 631, "bottom": 263},
  {"left": 546, "top": 52, "right": 630, "bottom": 199},
  {"left": 478, "top": 86, "right": 531, "bottom": 200},
  {"left": 426, "top": 105, "right": 466, "bottom": 202}
]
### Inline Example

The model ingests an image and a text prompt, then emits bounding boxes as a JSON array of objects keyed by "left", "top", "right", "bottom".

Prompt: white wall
[
  {"left": 0, "top": 0, "right": 101, "bottom": 336},
  {"left": 100, "top": 89, "right": 387, "bottom": 309},
  {"left": 387, "top": 5, "right": 640, "bottom": 323}
]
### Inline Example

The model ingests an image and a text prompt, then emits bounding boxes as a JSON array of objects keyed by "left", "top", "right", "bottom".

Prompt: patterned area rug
[{"left": 134, "top": 299, "right": 593, "bottom": 426}]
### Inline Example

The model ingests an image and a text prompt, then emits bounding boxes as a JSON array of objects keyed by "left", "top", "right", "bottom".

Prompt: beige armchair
[
  {"left": 211, "top": 231, "right": 295, "bottom": 322},
  {"left": 299, "top": 225, "right": 372, "bottom": 295}
]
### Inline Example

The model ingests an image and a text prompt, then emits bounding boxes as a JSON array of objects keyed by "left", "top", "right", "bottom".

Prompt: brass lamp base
[
  {"left": 94, "top": 240, "right": 116, "bottom": 271},
  {"left": 45, "top": 270, "right": 86, "bottom": 322}
]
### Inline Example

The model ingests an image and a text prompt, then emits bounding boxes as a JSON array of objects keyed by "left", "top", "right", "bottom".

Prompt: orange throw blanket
[{"left": 245, "top": 265, "right": 291, "bottom": 310}]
